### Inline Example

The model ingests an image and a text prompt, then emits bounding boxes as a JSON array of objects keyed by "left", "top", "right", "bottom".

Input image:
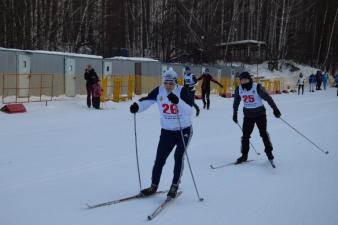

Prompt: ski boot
[
  {"left": 167, "top": 184, "right": 179, "bottom": 198},
  {"left": 196, "top": 108, "right": 200, "bottom": 117},
  {"left": 140, "top": 184, "right": 158, "bottom": 196},
  {"left": 236, "top": 154, "right": 248, "bottom": 164}
]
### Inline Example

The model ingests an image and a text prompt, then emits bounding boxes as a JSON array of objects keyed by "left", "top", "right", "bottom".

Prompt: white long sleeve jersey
[
  {"left": 137, "top": 85, "right": 193, "bottom": 130},
  {"left": 184, "top": 73, "right": 197, "bottom": 91},
  {"left": 297, "top": 77, "right": 305, "bottom": 85}
]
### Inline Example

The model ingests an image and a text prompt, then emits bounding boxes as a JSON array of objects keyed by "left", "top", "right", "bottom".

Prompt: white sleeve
[
  {"left": 136, "top": 87, "right": 159, "bottom": 113},
  {"left": 137, "top": 100, "right": 155, "bottom": 113}
]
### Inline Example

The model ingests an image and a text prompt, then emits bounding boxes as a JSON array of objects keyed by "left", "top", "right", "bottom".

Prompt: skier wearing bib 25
[
  {"left": 129, "top": 68, "right": 193, "bottom": 198},
  {"left": 232, "top": 72, "right": 281, "bottom": 164}
]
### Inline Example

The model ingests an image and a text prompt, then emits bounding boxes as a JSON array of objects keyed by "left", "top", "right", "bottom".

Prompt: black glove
[
  {"left": 273, "top": 107, "right": 281, "bottom": 118},
  {"left": 130, "top": 102, "right": 139, "bottom": 113},
  {"left": 233, "top": 112, "right": 238, "bottom": 123},
  {"left": 167, "top": 92, "right": 179, "bottom": 104}
]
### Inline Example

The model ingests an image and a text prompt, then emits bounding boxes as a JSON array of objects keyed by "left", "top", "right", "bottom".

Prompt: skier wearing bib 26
[
  {"left": 233, "top": 72, "right": 281, "bottom": 163},
  {"left": 129, "top": 68, "right": 193, "bottom": 198}
]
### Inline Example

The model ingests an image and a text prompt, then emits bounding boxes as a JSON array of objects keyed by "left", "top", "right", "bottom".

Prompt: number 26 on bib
[{"left": 162, "top": 104, "right": 178, "bottom": 114}]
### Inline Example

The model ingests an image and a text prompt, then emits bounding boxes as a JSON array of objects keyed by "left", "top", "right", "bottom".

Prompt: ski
[
  {"left": 210, "top": 159, "right": 256, "bottom": 170},
  {"left": 86, "top": 190, "right": 167, "bottom": 209},
  {"left": 269, "top": 160, "right": 276, "bottom": 168},
  {"left": 147, "top": 191, "right": 183, "bottom": 220}
]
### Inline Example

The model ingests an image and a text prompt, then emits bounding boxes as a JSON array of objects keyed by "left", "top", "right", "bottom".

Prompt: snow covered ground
[
  {"left": 1, "top": 87, "right": 337, "bottom": 225},
  {"left": 244, "top": 60, "right": 319, "bottom": 79}
]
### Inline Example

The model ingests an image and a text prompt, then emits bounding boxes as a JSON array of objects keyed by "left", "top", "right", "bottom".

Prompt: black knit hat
[{"left": 239, "top": 72, "right": 251, "bottom": 80}]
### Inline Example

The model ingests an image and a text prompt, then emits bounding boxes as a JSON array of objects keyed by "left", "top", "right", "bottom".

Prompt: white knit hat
[{"left": 163, "top": 67, "right": 177, "bottom": 82}]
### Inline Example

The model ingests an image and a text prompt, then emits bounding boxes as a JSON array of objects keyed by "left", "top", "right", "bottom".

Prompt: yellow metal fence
[
  {"left": 194, "top": 77, "right": 283, "bottom": 98},
  {"left": 100, "top": 75, "right": 135, "bottom": 102},
  {"left": 1, "top": 73, "right": 54, "bottom": 104}
]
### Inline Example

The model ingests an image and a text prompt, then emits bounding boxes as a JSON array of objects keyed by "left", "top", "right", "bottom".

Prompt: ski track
[{"left": 0, "top": 88, "right": 337, "bottom": 225}]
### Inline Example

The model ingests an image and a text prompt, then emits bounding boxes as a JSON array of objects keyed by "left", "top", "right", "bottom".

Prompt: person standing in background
[
  {"left": 309, "top": 73, "right": 316, "bottom": 92},
  {"left": 184, "top": 66, "right": 200, "bottom": 116},
  {"left": 297, "top": 73, "right": 305, "bottom": 95},
  {"left": 322, "top": 71, "right": 329, "bottom": 90},
  {"left": 335, "top": 74, "right": 338, "bottom": 96},
  {"left": 315, "top": 70, "right": 323, "bottom": 90},
  {"left": 84, "top": 64, "right": 99, "bottom": 108},
  {"left": 197, "top": 68, "right": 223, "bottom": 109}
]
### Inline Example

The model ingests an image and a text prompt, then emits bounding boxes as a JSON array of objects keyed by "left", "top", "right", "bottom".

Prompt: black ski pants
[
  {"left": 189, "top": 90, "right": 200, "bottom": 112},
  {"left": 241, "top": 115, "right": 273, "bottom": 155},
  {"left": 86, "top": 82, "right": 93, "bottom": 107},
  {"left": 201, "top": 88, "right": 211, "bottom": 109},
  {"left": 298, "top": 85, "right": 304, "bottom": 95},
  {"left": 151, "top": 127, "right": 192, "bottom": 186},
  {"left": 92, "top": 97, "right": 100, "bottom": 109}
]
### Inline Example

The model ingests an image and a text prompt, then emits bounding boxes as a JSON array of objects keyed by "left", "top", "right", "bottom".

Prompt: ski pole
[
  {"left": 176, "top": 105, "right": 204, "bottom": 202},
  {"left": 279, "top": 117, "right": 329, "bottom": 154},
  {"left": 133, "top": 113, "right": 142, "bottom": 191},
  {"left": 236, "top": 123, "right": 261, "bottom": 156}
]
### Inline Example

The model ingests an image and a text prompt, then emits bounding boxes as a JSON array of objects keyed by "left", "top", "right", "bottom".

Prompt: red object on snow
[
  {"left": 1, "top": 104, "right": 27, "bottom": 113},
  {"left": 220, "top": 93, "right": 233, "bottom": 98}
]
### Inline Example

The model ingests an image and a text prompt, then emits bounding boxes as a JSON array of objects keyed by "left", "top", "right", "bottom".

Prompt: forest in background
[{"left": 0, "top": 0, "right": 337, "bottom": 72}]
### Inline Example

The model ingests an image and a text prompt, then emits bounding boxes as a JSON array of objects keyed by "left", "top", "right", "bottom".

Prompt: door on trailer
[
  {"left": 65, "top": 58, "right": 76, "bottom": 97},
  {"left": 217, "top": 69, "right": 222, "bottom": 94},
  {"left": 103, "top": 61, "right": 113, "bottom": 97},
  {"left": 18, "top": 54, "right": 31, "bottom": 97},
  {"left": 135, "top": 63, "right": 142, "bottom": 95},
  {"left": 217, "top": 69, "right": 222, "bottom": 82},
  {"left": 230, "top": 68, "right": 236, "bottom": 92},
  {"left": 161, "top": 65, "right": 168, "bottom": 75}
]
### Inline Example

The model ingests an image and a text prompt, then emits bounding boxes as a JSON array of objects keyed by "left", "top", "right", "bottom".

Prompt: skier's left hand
[
  {"left": 232, "top": 112, "right": 238, "bottom": 123},
  {"left": 167, "top": 93, "right": 179, "bottom": 104},
  {"left": 273, "top": 107, "right": 281, "bottom": 118}
]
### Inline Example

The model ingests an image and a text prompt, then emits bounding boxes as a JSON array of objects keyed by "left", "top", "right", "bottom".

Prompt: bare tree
[{"left": 0, "top": 0, "right": 337, "bottom": 68}]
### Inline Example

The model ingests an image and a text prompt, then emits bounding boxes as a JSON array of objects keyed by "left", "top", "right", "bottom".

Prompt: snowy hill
[
  {"left": 245, "top": 60, "right": 320, "bottom": 79},
  {"left": 1, "top": 88, "right": 337, "bottom": 225}
]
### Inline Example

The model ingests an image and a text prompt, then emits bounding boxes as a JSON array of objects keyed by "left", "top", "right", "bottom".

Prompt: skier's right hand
[
  {"left": 167, "top": 92, "right": 179, "bottom": 104},
  {"left": 232, "top": 112, "right": 238, "bottom": 123},
  {"left": 273, "top": 106, "right": 281, "bottom": 118},
  {"left": 130, "top": 102, "right": 139, "bottom": 113}
]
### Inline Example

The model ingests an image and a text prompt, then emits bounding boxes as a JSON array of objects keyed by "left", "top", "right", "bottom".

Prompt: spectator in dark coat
[
  {"left": 309, "top": 74, "right": 316, "bottom": 92},
  {"left": 315, "top": 70, "right": 323, "bottom": 90},
  {"left": 196, "top": 68, "right": 223, "bottom": 109},
  {"left": 84, "top": 64, "right": 99, "bottom": 108},
  {"left": 335, "top": 74, "right": 338, "bottom": 96}
]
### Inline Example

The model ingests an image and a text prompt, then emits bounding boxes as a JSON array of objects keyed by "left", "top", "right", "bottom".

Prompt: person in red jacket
[{"left": 197, "top": 68, "right": 223, "bottom": 109}]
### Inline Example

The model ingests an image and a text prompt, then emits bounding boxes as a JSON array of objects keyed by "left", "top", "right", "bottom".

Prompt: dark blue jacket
[{"left": 309, "top": 74, "right": 316, "bottom": 83}]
